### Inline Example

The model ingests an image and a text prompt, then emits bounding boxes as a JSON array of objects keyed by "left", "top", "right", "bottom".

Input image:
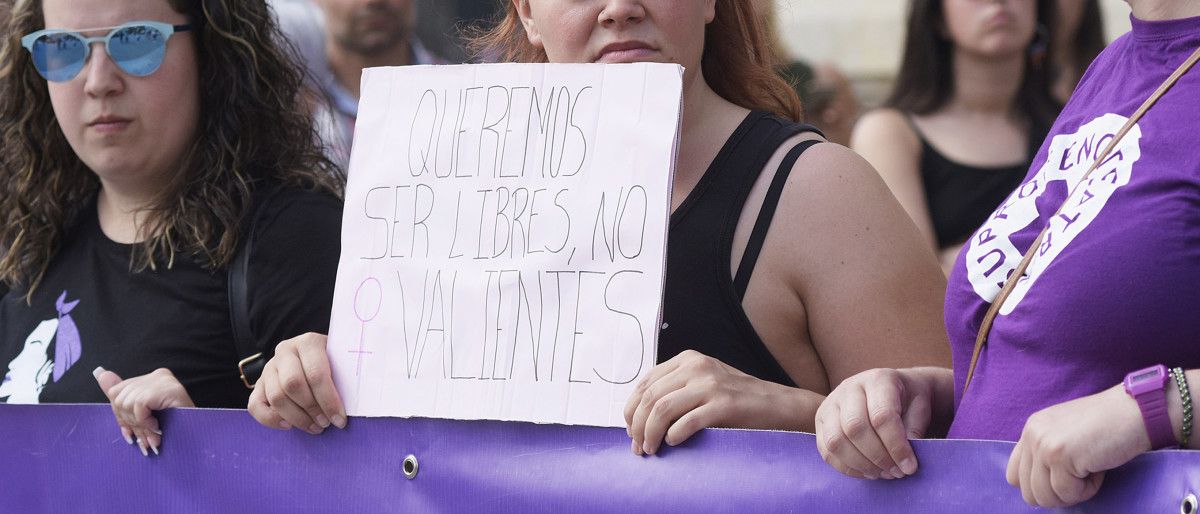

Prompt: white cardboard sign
[{"left": 327, "top": 63, "right": 682, "bottom": 427}]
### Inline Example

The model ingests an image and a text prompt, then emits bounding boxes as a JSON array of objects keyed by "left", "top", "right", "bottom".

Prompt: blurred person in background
[
  {"left": 852, "top": 0, "right": 1061, "bottom": 273},
  {"left": 759, "top": 0, "right": 862, "bottom": 146},
  {"left": 781, "top": 60, "right": 861, "bottom": 146},
  {"left": 271, "top": 0, "right": 445, "bottom": 168}
]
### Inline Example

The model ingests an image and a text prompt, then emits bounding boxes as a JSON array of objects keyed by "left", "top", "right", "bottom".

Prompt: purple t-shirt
[{"left": 945, "top": 15, "right": 1200, "bottom": 441}]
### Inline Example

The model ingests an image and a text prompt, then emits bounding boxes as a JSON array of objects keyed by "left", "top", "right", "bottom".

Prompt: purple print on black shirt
[{"left": 0, "top": 291, "right": 84, "bottom": 404}]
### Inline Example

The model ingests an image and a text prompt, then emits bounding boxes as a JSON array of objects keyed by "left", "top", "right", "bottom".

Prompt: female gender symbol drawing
[{"left": 351, "top": 277, "right": 383, "bottom": 377}]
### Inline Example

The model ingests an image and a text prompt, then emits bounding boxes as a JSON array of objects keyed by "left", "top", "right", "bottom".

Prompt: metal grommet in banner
[
  {"left": 403, "top": 455, "right": 419, "bottom": 480},
  {"left": 1182, "top": 493, "right": 1198, "bottom": 514}
]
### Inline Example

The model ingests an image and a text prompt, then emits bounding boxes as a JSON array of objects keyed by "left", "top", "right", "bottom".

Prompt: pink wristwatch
[{"left": 1124, "top": 364, "right": 1178, "bottom": 450}]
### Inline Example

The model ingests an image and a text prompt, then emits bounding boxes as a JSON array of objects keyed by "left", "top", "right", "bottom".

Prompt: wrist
[
  {"left": 1106, "top": 383, "right": 1155, "bottom": 453},
  {"left": 901, "top": 367, "right": 955, "bottom": 420},
  {"left": 1123, "top": 364, "right": 1179, "bottom": 450},
  {"left": 766, "top": 383, "right": 823, "bottom": 433},
  {"left": 898, "top": 366, "right": 953, "bottom": 392}
]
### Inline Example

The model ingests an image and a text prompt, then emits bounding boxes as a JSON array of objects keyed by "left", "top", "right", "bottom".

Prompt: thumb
[
  {"left": 93, "top": 366, "right": 124, "bottom": 401},
  {"left": 901, "top": 394, "right": 933, "bottom": 439},
  {"left": 1083, "top": 471, "right": 1106, "bottom": 500}
]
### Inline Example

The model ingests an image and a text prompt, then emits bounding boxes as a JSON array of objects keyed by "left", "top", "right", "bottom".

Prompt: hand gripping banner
[{"left": 2, "top": 404, "right": 1198, "bottom": 513}]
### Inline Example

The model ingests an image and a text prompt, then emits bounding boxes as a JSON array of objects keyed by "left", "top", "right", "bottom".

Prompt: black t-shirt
[{"left": 0, "top": 187, "right": 342, "bottom": 408}]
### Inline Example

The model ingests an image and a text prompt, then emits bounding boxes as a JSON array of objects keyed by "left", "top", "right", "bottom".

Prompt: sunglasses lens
[
  {"left": 32, "top": 33, "right": 87, "bottom": 82},
  {"left": 109, "top": 25, "right": 167, "bottom": 77}
]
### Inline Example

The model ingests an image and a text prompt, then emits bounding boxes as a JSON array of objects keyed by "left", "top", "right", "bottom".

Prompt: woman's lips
[
  {"left": 91, "top": 121, "right": 130, "bottom": 132},
  {"left": 87, "top": 117, "right": 132, "bottom": 134},
  {"left": 984, "top": 11, "right": 1016, "bottom": 29},
  {"left": 596, "top": 42, "right": 659, "bottom": 64},
  {"left": 598, "top": 48, "right": 658, "bottom": 64}
]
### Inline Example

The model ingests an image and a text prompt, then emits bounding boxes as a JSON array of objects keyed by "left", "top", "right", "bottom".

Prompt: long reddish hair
[{"left": 470, "top": 0, "right": 803, "bottom": 121}]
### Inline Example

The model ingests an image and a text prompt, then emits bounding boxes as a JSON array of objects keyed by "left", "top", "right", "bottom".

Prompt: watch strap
[
  {"left": 1126, "top": 365, "right": 1178, "bottom": 450},
  {"left": 1133, "top": 388, "right": 1177, "bottom": 450}
]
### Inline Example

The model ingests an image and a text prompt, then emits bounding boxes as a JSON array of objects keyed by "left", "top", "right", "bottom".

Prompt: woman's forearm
[{"left": 771, "top": 385, "right": 827, "bottom": 433}]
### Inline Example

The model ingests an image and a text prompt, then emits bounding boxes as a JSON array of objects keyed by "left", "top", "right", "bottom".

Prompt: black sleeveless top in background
[
  {"left": 658, "top": 111, "right": 823, "bottom": 387},
  {"left": 912, "top": 116, "right": 1044, "bottom": 249}
]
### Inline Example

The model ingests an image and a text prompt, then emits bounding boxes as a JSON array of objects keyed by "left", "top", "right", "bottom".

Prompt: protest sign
[{"left": 328, "top": 63, "right": 683, "bottom": 427}]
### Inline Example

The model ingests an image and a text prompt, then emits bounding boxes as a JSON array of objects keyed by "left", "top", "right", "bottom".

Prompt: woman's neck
[
  {"left": 676, "top": 69, "right": 746, "bottom": 181},
  {"left": 96, "top": 182, "right": 160, "bottom": 244},
  {"left": 1128, "top": 0, "right": 1200, "bottom": 21},
  {"left": 680, "top": 74, "right": 722, "bottom": 142},
  {"left": 947, "top": 49, "right": 1026, "bottom": 116}
]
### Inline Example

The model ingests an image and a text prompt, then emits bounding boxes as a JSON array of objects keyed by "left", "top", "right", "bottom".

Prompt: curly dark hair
[{"left": 0, "top": 0, "right": 344, "bottom": 298}]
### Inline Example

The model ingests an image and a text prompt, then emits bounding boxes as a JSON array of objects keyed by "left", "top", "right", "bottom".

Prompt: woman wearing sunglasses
[{"left": 0, "top": 0, "right": 343, "bottom": 457}]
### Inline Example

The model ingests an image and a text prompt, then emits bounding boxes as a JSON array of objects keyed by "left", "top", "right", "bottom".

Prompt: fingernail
[
  {"left": 631, "top": 440, "right": 642, "bottom": 455},
  {"left": 152, "top": 429, "right": 163, "bottom": 436},
  {"left": 308, "top": 424, "right": 323, "bottom": 434},
  {"left": 278, "top": 421, "right": 292, "bottom": 430},
  {"left": 864, "top": 471, "right": 879, "bottom": 480},
  {"left": 137, "top": 440, "right": 148, "bottom": 458},
  {"left": 642, "top": 443, "right": 654, "bottom": 455},
  {"left": 888, "top": 466, "right": 903, "bottom": 478},
  {"left": 151, "top": 445, "right": 160, "bottom": 456},
  {"left": 123, "top": 432, "right": 133, "bottom": 445},
  {"left": 332, "top": 415, "right": 347, "bottom": 429},
  {"left": 899, "top": 458, "right": 917, "bottom": 475},
  {"left": 92, "top": 366, "right": 105, "bottom": 379},
  {"left": 316, "top": 415, "right": 331, "bottom": 428}
]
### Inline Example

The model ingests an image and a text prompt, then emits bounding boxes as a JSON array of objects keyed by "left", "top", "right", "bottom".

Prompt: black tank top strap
[
  {"left": 732, "top": 139, "right": 822, "bottom": 300},
  {"left": 659, "top": 110, "right": 822, "bottom": 387}
]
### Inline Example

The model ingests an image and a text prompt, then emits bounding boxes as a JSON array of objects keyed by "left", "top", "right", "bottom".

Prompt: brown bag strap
[{"left": 963, "top": 45, "right": 1200, "bottom": 396}]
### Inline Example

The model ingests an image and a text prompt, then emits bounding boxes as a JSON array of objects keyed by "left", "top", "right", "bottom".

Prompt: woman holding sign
[
  {"left": 0, "top": 0, "right": 343, "bottom": 456},
  {"left": 816, "top": 1, "right": 1200, "bottom": 507},
  {"left": 248, "top": 0, "right": 951, "bottom": 456}
]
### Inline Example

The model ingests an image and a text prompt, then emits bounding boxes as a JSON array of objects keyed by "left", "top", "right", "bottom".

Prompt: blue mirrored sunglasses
[{"left": 20, "top": 21, "right": 192, "bottom": 83}]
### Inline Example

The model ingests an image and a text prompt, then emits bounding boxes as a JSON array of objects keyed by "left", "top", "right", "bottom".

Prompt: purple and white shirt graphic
[{"left": 0, "top": 291, "right": 83, "bottom": 404}]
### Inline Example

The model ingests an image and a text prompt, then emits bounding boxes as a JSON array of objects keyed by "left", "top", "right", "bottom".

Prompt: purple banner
[{"left": 1, "top": 404, "right": 1197, "bottom": 513}]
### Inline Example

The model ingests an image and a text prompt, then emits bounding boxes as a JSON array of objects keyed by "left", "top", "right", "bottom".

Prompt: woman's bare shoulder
[
  {"left": 850, "top": 108, "right": 921, "bottom": 153},
  {"left": 768, "top": 140, "right": 939, "bottom": 284}
]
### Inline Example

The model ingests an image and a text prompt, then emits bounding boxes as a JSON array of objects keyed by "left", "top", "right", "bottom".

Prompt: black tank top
[
  {"left": 658, "top": 111, "right": 822, "bottom": 387},
  {"left": 911, "top": 117, "right": 1040, "bottom": 249}
]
